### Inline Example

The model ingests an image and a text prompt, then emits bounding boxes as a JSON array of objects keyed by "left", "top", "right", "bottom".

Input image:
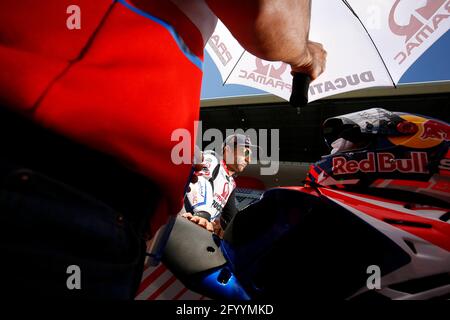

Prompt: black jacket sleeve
[{"left": 220, "top": 189, "right": 238, "bottom": 230}]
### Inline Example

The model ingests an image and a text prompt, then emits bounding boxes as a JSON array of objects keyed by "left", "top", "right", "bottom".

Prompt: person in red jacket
[{"left": 0, "top": 0, "right": 326, "bottom": 299}]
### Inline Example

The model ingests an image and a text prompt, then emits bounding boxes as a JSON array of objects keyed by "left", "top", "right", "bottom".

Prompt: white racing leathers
[{"left": 185, "top": 151, "right": 236, "bottom": 222}]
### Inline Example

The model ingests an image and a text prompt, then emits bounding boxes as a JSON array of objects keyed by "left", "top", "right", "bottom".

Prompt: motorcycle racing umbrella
[{"left": 206, "top": 0, "right": 450, "bottom": 106}]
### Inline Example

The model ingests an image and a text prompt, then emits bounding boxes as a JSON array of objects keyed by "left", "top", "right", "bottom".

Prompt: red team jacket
[{"left": 0, "top": 0, "right": 218, "bottom": 232}]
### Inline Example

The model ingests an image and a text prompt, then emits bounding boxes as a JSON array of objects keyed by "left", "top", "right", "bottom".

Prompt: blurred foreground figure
[{"left": 0, "top": 0, "right": 325, "bottom": 298}]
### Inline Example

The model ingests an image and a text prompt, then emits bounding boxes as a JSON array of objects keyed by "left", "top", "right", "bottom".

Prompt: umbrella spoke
[
  {"left": 342, "top": 0, "right": 396, "bottom": 87},
  {"left": 224, "top": 51, "right": 246, "bottom": 85}
]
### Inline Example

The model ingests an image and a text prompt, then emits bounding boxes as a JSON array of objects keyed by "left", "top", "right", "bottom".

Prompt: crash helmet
[{"left": 306, "top": 108, "right": 450, "bottom": 203}]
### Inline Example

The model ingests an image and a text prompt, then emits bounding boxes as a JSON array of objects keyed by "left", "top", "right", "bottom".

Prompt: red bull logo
[
  {"left": 390, "top": 0, "right": 450, "bottom": 65},
  {"left": 388, "top": 115, "right": 448, "bottom": 149},
  {"left": 333, "top": 152, "right": 429, "bottom": 175},
  {"left": 421, "top": 119, "right": 450, "bottom": 140},
  {"left": 439, "top": 154, "right": 450, "bottom": 177},
  {"left": 439, "top": 158, "right": 450, "bottom": 172}
]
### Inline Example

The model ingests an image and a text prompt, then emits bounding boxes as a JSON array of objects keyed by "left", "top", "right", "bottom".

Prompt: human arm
[
  {"left": 183, "top": 189, "right": 238, "bottom": 236},
  {"left": 181, "top": 212, "right": 215, "bottom": 232},
  {"left": 182, "top": 152, "right": 219, "bottom": 231},
  {"left": 205, "top": 0, "right": 326, "bottom": 79}
]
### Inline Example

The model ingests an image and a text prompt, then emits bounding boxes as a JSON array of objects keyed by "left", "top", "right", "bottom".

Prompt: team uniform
[{"left": 185, "top": 151, "right": 238, "bottom": 229}]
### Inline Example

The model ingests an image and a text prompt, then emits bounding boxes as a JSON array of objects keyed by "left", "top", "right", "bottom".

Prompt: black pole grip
[{"left": 289, "top": 73, "right": 311, "bottom": 109}]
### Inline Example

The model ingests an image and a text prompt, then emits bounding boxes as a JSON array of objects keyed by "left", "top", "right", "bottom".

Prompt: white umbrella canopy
[{"left": 206, "top": 0, "right": 450, "bottom": 103}]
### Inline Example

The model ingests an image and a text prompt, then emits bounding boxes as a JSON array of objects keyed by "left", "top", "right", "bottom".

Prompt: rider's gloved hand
[{"left": 181, "top": 212, "right": 214, "bottom": 232}]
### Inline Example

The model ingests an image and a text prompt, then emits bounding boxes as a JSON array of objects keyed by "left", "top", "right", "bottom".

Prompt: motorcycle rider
[
  {"left": 307, "top": 107, "right": 450, "bottom": 203},
  {"left": 182, "top": 134, "right": 257, "bottom": 236}
]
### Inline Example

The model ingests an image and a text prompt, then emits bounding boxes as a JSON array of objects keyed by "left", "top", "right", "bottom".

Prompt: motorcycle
[
  {"left": 161, "top": 183, "right": 450, "bottom": 300},
  {"left": 157, "top": 108, "right": 450, "bottom": 300}
]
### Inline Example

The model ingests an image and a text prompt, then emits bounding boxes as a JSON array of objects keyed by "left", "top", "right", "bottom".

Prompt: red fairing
[{"left": 319, "top": 187, "right": 450, "bottom": 252}]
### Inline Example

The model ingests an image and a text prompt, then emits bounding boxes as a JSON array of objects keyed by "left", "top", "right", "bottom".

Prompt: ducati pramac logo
[
  {"left": 389, "top": 0, "right": 450, "bottom": 65},
  {"left": 208, "top": 33, "right": 233, "bottom": 67},
  {"left": 239, "top": 58, "right": 292, "bottom": 92},
  {"left": 254, "top": 58, "right": 288, "bottom": 80}
]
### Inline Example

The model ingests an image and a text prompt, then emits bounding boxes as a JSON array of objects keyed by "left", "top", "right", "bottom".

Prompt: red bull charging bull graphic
[{"left": 421, "top": 119, "right": 450, "bottom": 141}]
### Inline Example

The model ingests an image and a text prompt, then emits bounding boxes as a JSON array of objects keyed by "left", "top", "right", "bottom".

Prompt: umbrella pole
[
  {"left": 290, "top": 73, "right": 311, "bottom": 111},
  {"left": 289, "top": 0, "right": 312, "bottom": 111}
]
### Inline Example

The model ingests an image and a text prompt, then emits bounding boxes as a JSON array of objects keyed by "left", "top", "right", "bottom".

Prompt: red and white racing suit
[{"left": 186, "top": 151, "right": 238, "bottom": 228}]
